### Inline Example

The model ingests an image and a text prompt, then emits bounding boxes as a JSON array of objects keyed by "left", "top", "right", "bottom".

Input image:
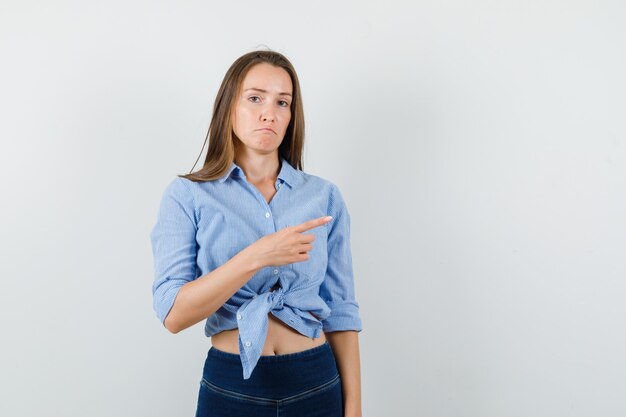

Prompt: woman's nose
[
  {"left": 261, "top": 113, "right": 275, "bottom": 122},
  {"left": 260, "top": 106, "right": 276, "bottom": 122}
]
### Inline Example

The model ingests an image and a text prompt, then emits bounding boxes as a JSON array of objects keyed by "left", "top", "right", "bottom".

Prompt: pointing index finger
[{"left": 292, "top": 216, "right": 333, "bottom": 233}]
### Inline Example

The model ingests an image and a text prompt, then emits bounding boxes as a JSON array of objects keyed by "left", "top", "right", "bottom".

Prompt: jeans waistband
[{"left": 202, "top": 341, "right": 339, "bottom": 398}]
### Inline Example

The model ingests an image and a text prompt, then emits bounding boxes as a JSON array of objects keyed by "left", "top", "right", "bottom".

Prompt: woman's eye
[{"left": 248, "top": 96, "right": 289, "bottom": 107}]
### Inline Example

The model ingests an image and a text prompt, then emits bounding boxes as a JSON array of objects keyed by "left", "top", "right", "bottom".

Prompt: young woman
[{"left": 150, "top": 50, "right": 363, "bottom": 417}]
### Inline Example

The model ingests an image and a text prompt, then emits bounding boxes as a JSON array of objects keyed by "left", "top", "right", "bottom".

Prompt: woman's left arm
[{"left": 326, "top": 330, "right": 362, "bottom": 417}]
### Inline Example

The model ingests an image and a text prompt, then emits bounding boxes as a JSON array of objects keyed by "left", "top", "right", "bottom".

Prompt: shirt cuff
[{"left": 321, "top": 300, "right": 363, "bottom": 332}]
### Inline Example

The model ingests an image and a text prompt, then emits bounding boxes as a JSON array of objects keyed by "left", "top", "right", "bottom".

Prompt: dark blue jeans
[{"left": 195, "top": 341, "right": 343, "bottom": 417}]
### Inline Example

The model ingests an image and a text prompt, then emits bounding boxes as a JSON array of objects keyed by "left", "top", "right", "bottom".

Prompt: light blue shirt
[{"left": 150, "top": 157, "right": 362, "bottom": 379}]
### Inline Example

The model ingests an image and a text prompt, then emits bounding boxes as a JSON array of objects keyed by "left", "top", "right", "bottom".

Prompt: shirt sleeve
[
  {"left": 149, "top": 177, "right": 199, "bottom": 327},
  {"left": 319, "top": 183, "right": 363, "bottom": 333}
]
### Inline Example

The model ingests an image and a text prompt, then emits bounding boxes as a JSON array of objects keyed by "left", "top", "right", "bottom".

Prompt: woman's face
[{"left": 232, "top": 63, "right": 293, "bottom": 155}]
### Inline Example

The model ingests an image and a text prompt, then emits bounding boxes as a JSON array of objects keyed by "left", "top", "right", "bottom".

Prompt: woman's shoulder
[
  {"left": 299, "top": 172, "right": 351, "bottom": 216},
  {"left": 163, "top": 175, "right": 219, "bottom": 198},
  {"left": 157, "top": 176, "right": 211, "bottom": 213},
  {"left": 300, "top": 172, "right": 350, "bottom": 209},
  {"left": 299, "top": 170, "right": 341, "bottom": 192},
  {"left": 161, "top": 176, "right": 196, "bottom": 199}
]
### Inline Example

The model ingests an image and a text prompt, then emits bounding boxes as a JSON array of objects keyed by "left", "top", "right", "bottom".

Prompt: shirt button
[
  {"left": 273, "top": 269, "right": 278, "bottom": 274},
  {"left": 236, "top": 314, "right": 242, "bottom": 320},
  {"left": 265, "top": 212, "right": 270, "bottom": 218},
  {"left": 245, "top": 341, "right": 251, "bottom": 347}
]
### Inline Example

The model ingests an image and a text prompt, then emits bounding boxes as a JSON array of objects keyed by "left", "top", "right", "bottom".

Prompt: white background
[{"left": 1, "top": 1, "right": 625, "bottom": 416}]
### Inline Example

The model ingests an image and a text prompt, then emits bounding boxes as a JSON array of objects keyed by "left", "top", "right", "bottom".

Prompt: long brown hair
[{"left": 180, "top": 50, "right": 305, "bottom": 182}]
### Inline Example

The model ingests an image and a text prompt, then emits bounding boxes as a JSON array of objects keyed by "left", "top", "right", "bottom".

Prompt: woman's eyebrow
[{"left": 244, "top": 87, "right": 292, "bottom": 97}]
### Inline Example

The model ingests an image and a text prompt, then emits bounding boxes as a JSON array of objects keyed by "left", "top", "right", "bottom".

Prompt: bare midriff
[{"left": 210, "top": 283, "right": 327, "bottom": 355}]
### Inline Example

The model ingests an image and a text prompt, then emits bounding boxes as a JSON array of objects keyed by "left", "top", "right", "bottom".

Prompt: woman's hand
[{"left": 247, "top": 215, "right": 332, "bottom": 269}]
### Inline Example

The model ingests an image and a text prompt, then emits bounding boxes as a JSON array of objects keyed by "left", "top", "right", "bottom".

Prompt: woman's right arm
[
  {"left": 163, "top": 246, "right": 263, "bottom": 333},
  {"left": 150, "top": 178, "right": 331, "bottom": 334},
  {"left": 150, "top": 178, "right": 265, "bottom": 333},
  {"left": 151, "top": 179, "right": 267, "bottom": 334},
  {"left": 164, "top": 214, "right": 329, "bottom": 333}
]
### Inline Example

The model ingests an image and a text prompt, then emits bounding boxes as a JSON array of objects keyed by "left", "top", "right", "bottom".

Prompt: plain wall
[{"left": 1, "top": 1, "right": 625, "bottom": 416}]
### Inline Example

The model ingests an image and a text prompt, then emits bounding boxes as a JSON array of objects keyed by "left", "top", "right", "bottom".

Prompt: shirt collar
[{"left": 218, "top": 156, "right": 301, "bottom": 187}]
